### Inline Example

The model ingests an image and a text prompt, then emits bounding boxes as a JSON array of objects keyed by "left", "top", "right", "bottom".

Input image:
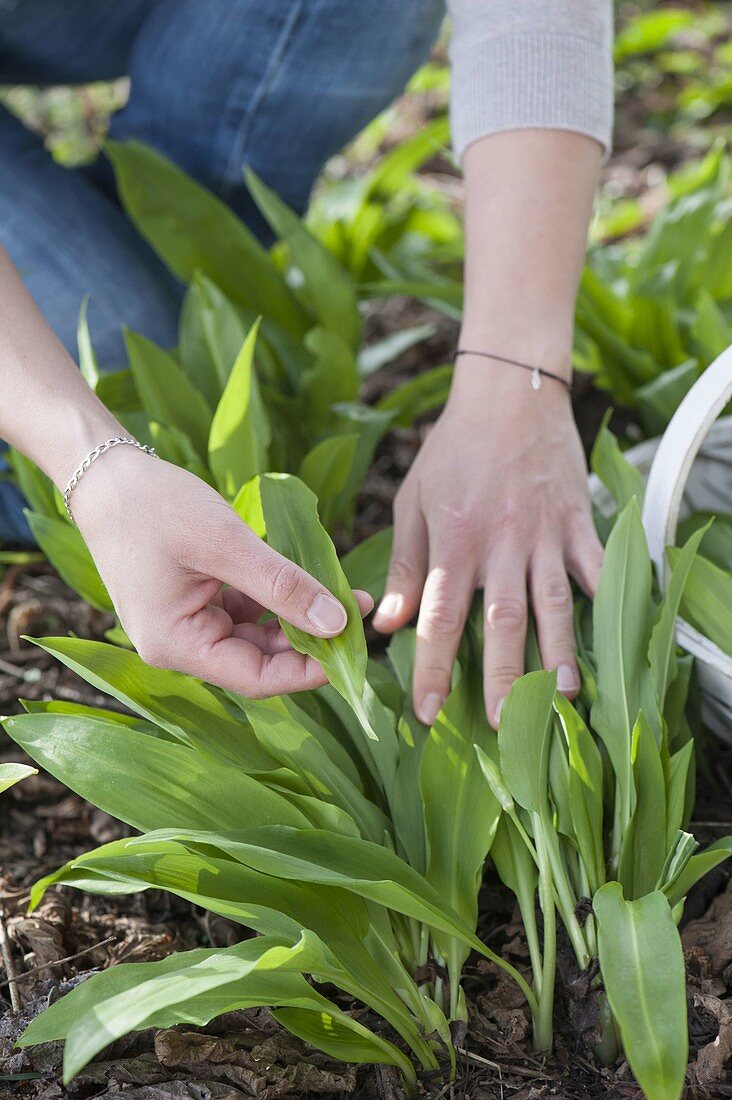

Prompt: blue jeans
[{"left": 0, "top": 0, "right": 445, "bottom": 542}]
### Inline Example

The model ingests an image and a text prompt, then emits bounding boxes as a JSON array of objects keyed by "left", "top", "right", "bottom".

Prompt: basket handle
[{"left": 642, "top": 345, "right": 732, "bottom": 588}]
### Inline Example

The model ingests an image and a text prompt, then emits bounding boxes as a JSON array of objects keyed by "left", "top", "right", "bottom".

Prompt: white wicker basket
[{"left": 588, "top": 347, "right": 732, "bottom": 743}]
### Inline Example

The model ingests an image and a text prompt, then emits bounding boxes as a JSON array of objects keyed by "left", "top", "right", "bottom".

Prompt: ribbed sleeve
[{"left": 447, "top": 0, "right": 614, "bottom": 162}]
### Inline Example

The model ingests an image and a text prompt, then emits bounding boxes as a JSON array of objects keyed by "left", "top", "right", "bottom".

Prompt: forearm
[
  {"left": 0, "top": 246, "right": 122, "bottom": 488},
  {"left": 456, "top": 128, "right": 601, "bottom": 393}
]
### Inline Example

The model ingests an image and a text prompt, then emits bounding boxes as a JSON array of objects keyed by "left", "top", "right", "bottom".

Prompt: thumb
[{"left": 203, "top": 515, "right": 348, "bottom": 637}]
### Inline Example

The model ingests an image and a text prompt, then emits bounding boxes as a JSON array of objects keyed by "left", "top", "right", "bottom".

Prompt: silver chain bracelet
[{"left": 63, "top": 437, "right": 157, "bottom": 521}]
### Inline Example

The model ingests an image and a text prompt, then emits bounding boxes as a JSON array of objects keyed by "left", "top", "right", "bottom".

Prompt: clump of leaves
[
  {"left": 474, "top": 435, "right": 732, "bottom": 1100},
  {"left": 5, "top": 474, "right": 532, "bottom": 1087}
]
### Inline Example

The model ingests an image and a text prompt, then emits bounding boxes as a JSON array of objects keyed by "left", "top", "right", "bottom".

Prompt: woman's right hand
[{"left": 69, "top": 444, "right": 372, "bottom": 697}]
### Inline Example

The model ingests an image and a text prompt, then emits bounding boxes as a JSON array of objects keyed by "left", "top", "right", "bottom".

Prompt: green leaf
[
  {"left": 690, "top": 287, "right": 732, "bottom": 363},
  {"left": 22, "top": 636, "right": 276, "bottom": 770},
  {"left": 614, "top": 8, "right": 694, "bottom": 60},
  {"left": 76, "top": 296, "right": 100, "bottom": 389},
  {"left": 591, "top": 500, "right": 653, "bottom": 830},
  {"left": 667, "top": 547, "right": 732, "bottom": 654},
  {"left": 498, "top": 671, "right": 557, "bottom": 814},
  {"left": 421, "top": 662, "right": 503, "bottom": 1003},
  {"left": 376, "top": 364, "right": 453, "bottom": 427},
  {"left": 358, "top": 324, "right": 436, "bottom": 377},
  {"left": 618, "top": 713, "right": 668, "bottom": 899},
  {"left": 241, "top": 697, "right": 387, "bottom": 843},
  {"left": 125, "top": 331, "right": 212, "bottom": 458},
  {"left": 208, "top": 320, "right": 271, "bottom": 497},
  {"left": 677, "top": 512, "right": 732, "bottom": 571},
  {"left": 24, "top": 512, "right": 113, "bottom": 613},
  {"left": 22, "top": 932, "right": 394, "bottom": 1083},
  {"left": 231, "top": 475, "right": 266, "bottom": 539},
  {"left": 133, "top": 825, "right": 486, "bottom": 954},
  {"left": 298, "top": 434, "right": 360, "bottom": 531},
  {"left": 554, "top": 694, "right": 605, "bottom": 895},
  {"left": 106, "top": 140, "right": 307, "bottom": 338},
  {"left": 273, "top": 1006, "right": 406, "bottom": 1070},
  {"left": 590, "top": 419, "right": 645, "bottom": 512},
  {"left": 3, "top": 712, "right": 307, "bottom": 835},
  {"left": 648, "top": 525, "right": 707, "bottom": 707},
  {"left": 7, "top": 450, "right": 60, "bottom": 518},
  {"left": 0, "top": 762, "right": 37, "bottom": 794},
  {"left": 258, "top": 474, "right": 374, "bottom": 737},
  {"left": 245, "top": 168, "right": 361, "bottom": 349},
  {"left": 178, "top": 273, "right": 248, "bottom": 407},
  {"left": 342, "top": 528, "right": 393, "bottom": 603},
  {"left": 665, "top": 835, "right": 732, "bottom": 906},
  {"left": 594, "top": 883, "right": 687, "bottom": 1100},
  {"left": 637, "top": 359, "right": 700, "bottom": 437}
]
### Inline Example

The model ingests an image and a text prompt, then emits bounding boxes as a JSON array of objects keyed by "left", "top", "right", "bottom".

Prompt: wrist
[
  {"left": 45, "top": 399, "right": 126, "bottom": 492},
  {"left": 450, "top": 346, "right": 573, "bottom": 408}
]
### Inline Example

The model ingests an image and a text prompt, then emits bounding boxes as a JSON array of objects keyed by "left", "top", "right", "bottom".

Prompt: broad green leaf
[
  {"left": 133, "top": 825, "right": 487, "bottom": 955},
  {"left": 3, "top": 712, "right": 307, "bottom": 834},
  {"left": 94, "top": 368, "right": 141, "bottom": 414},
  {"left": 76, "top": 297, "right": 100, "bottom": 389},
  {"left": 107, "top": 140, "right": 307, "bottom": 338},
  {"left": 24, "top": 512, "right": 113, "bottom": 613},
  {"left": 25, "top": 636, "right": 276, "bottom": 770},
  {"left": 636, "top": 359, "right": 699, "bottom": 438},
  {"left": 594, "top": 883, "right": 687, "bottom": 1100},
  {"left": 125, "top": 331, "right": 212, "bottom": 457},
  {"left": 259, "top": 474, "right": 374, "bottom": 737},
  {"left": 232, "top": 475, "right": 265, "bottom": 539},
  {"left": 690, "top": 287, "right": 732, "bottom": 363},
  {"left": 665, "top": 741, "right": 694, "bottom": 848},
  {"left": 614, "top": 8, "right": 694, "bottom": 60},
  {"left": 21, "top": 932, "right": 397, "bottom": 1083},
  {"left": 208, "top": 320, "right": 271, "bottom": 497},
  {"left": 245, "top": 167, "right": 361, "bottom": 349},
  {"left": 0, "top": 762, "right": 37, "bottom": 793},
  {"left": 36, "top": 840, "right": 429, "bottom": 1054},
  {"left": 358, "top": 324, "right": 436, "bottom": 377},
  {"left": 618, "top": 714, "right": 668, "bottom": 898},
  {"left": 677, "top": 512, "right": 732, "bottom": 571},
  {"left": 342, "top": 528, "right": 393, "bottom": 603},
  {"left": 178, "top": 273, "right": 248, "bottom": 407},
  {"left": 591, "top": 500, "right": 653, "bottom": 831},
  {"left": 554, "top": 694, "right": 605, "bottom": 894},
  {"left": 498, "top": 671, "right": 557, "bottom": 814},
  {"left": 421, "top": 662, "right": 503, "bottom": 1003},
  {"left": 242, "top": 697, "right": 387, "bottom": 843},
  {"left": 7, "top": 450, "right": 60, "bottom": 518},
  {"left": 298, "top": 434, "right": 360, "bottom": 531},
  {"left": 302, "top": 328, "right": 360, "bottom": 431},
  {"left": 376, "top": 364, "right": 453, "bottom": 427},
  {"left": 273, "top": 1006, "right": 408, "bottom": 1072},
  {"left": 665, "top": 835, "right": 732, "bottom": 906},
  {"left": 648, "top": 525, "right": 707, "bottom": 708},
  {"left": 329, "top": 403, "right": 394, "bottom": 524},
  {"left": 590, "top": 419, "right": 645, "bottom": 511},
  {"left": 22, "top": 697, "right": 163, "bottom": 737},
  {"left": 667, "top": 547, "right": 732, "bottom": 654}
]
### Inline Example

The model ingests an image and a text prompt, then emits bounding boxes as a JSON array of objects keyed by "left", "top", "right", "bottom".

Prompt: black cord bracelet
[{"left": 455, "top": 349, "right": 573, "bottom": 393}]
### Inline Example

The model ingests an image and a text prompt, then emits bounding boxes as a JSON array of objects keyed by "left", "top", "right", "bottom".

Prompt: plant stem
[{"left": 532, "top": 815, "right": 556, "bottom": 1054}]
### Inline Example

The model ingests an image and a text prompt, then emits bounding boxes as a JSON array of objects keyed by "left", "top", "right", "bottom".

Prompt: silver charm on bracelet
[{"left": 63, "top": 436, "right": 157, "bottom": 521}]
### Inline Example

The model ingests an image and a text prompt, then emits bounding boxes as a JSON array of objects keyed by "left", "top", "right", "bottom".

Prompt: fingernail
[
  {"left": 307, "top": 593, "right": 347, "bottom": 635},
  {"left": 493, "top": 697, "right": 506, "bottom": 728},
  {"left": 557, "top": 663, "right": 580, "bottom": 693},
  {"left": 373, "top": 592, "right": 403, "bottom": 627},
  {"left": 419, "top": 692, "right": 443, "bottom": 726}
]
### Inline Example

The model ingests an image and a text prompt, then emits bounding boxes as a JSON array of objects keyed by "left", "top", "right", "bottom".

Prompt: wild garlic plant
[
  {"left": 477, "top": 437, "right": 732, "bottom": 1100},
  {"left": 5, "top": 474, "right": 532, "bottom": 1087}
]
